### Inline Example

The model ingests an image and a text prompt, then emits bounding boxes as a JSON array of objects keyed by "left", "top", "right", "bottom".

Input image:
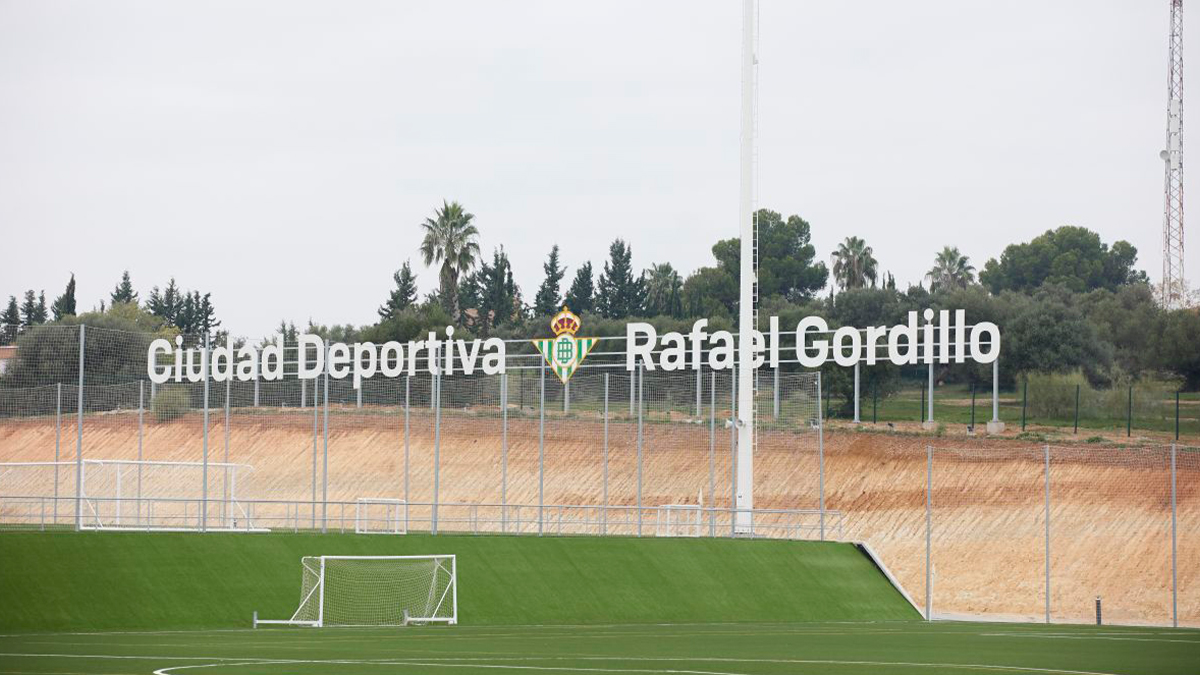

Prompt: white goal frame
[
  {"left": 656, "top": 504, "right": 702, "bottom": 537},
  {"left": 355, "top": 498, "right": 407, "bottom": 535},
  {"left": 255, "top": 554, "right": 457, "bottom": 628}
]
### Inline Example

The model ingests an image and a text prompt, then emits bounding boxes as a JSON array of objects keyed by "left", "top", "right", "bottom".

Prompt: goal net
[
  {"left": 258, "top": 555, "right": 457, "bottom": 627},
  {"left": 656, "top": 504, "right": 702, "bottom": 537},
  {"left": 355, "top": 498, "right": 407, "bottom": 534}
]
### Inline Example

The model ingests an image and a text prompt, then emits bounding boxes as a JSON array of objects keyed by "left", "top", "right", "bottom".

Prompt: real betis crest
[{"left": 532, "top": 307, "right": 598, "bottom": 384}]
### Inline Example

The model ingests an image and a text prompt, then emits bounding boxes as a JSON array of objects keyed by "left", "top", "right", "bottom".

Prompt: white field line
[{"left": 0, "top": 652, "right": 1130, "bottom": 675}]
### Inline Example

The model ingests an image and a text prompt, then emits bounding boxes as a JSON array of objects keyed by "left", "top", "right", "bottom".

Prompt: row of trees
[
  {"left": 2, "top": 272, "right": 220, "bottom": 344},
  {"left": 3, "top": 199, "right": 1195, "bottom": 393}
]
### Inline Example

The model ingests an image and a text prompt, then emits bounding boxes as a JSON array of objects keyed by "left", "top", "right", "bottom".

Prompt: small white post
[{"left": 987, "top": 358, "right": 1005, "bottom": 433}]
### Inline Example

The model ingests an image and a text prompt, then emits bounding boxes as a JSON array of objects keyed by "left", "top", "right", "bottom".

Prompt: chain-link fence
[
  {"left": 831, "top": 441, "right": 1197, "bottom": 627},
  {"left": 0, "top": 325, "right": 825, "bottom": 540},
  {"left": 2, "top": 324, "right": 1197, "bottom": 627}
]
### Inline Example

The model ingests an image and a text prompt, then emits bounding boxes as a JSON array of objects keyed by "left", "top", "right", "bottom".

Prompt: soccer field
[{"left": 1, "top": 622, "right": 1198, "bottom": 675}]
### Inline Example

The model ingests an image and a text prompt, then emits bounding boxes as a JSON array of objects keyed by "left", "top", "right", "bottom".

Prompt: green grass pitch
[{"left": 1, "top": 532, "right": 1197, "bottom": 674}]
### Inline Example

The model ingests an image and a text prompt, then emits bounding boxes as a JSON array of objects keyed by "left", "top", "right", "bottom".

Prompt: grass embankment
[{"left": 0, "top": 531, "right": 917, "bottom": 631}]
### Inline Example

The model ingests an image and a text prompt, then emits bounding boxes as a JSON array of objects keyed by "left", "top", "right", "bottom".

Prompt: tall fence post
[
  {"left": 1044, "top": 443, "right": 1051, "bottom": 624},
  {"left": 1074, "top": 384, "right": 1080, "bottom": 435},
  {"left": 926, "top": 361, "right": 934, "bottom": 426},
  {"left": 991, "top": 358, "right": 1000, "bottom": 430},
  {"left": 321, "top": 345, "right": 330, "bottom": 533},
  {"left": 404, "top": 375, "right": 410, "bottom": 533},
  {"left": 501, "top": 372, "right": 508, "bottom": 533},
  {"left": 1176, "top": 391, "right": 1181, "bottom": 441},
  {"left": 730, "top": 370, "right": 736, "bottom": 538},
  {"left": 201, "top": 334, "right": 210, "bottom": 533},
  {"left": 700, "top": 367, "right": 710, "bottom": 535},
  {"left": 538, "top": 359, "right": 545, "bottom": 536},
  {"left": 774, "top": 366, "right": 781, "bottom": 420},
  {"left": 301, "top": 378, "right": 306, "bottom": 409},
  {"left": 312, "top": 368, "right": 319, "bottom": 529},
  {"left": 873, "top": 381, "right": 878, "bottom": 424},
  {"left": 636, "top": 364, "right": 644, "bottom": 537},
  {"left": 563, "top": 380, "right": 570, "bottom": 414},
  {"left": 696, "top": 367, "right": 701, "bottom": 419},
  {"left": 852, "top": 362, "right": 860, "bottom": 424},
  {"left": 137, "top": 380, "right": 144, "bottom": 525},
  {"left": 1126, "top": 386, "right": 1132, "bottom": 437},
  {"left": 1021, "top": 379, "right": 1028, "bottom": 431},
  {"left": 1171, "top": 442, "right": 1178, "bottom": 628},
  {"left": 74, "top": 324, "right": 85, "bottom": 531},
  {"left": 223, "top": 367, "right": 231, "bottom": 527},
  {"left": 54, "top": 383, "right": 61, "bottom": 525},
  {"left": 432, "top": 348, "right": 442, "bottom": 536},
  {"left": 603, "top": 372, "right": 609, "bottom": 536},
  {"left": 925, "top": 443, "right": 932, "bottom": 621},
  {"left": 818, "top": 372, "right": 825, "bottom": 541}
]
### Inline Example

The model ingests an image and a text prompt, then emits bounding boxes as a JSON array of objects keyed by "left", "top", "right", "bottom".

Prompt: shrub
[{"left": 152, "top": 385, "right": 191, "bottom": 422}]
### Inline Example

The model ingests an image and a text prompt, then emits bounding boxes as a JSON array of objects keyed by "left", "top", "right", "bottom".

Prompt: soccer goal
[
  {"left": 255, "top": 555, "right": 457, "bottom": 628},
  {"left": 656, "top": 504, "right": 702, "bottom": 537},
  {"left": 355, "top": 498, "right": 406, "bottom": 534}
]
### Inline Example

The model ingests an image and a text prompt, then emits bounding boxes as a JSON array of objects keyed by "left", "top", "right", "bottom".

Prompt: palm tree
[
  {"left": 831, "top": 236, "right": 878, "bottom": 291},
  {"left": 643, "top": 263, "right": 683, "bottom": 317},
  {"left": 419, "top": 200, "right": 481, "bottom": 318},
  {"left": 925, "top": 246, "right": 976, "bottom": 291}
]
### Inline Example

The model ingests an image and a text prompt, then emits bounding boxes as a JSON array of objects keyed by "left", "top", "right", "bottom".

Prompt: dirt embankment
[{"left": 1, "top": 407, "right": 1196, "bottom": 627}]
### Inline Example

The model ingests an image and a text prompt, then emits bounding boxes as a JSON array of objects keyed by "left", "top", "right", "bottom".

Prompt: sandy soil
[{"left": 1, "top": 406, "right": 1196, "bottom": 627}]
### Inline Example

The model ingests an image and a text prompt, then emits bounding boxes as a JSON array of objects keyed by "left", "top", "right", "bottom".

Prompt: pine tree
[
  {"left": 34, "top": 291, "right": 47, "bottom": 324},
  {"left": 145, "top": 278, "right": 183, "bottom": 325},
  {"left": 1, "top": 296, "right": 20, "bottom": 344},
  {"left": 378, "top": 261, "right": 419, "bottom": 320},
  {"left": 111, "top": 271, "right": 137, "bottom": 305},
  {"left": 51, "top": 274, "right": 77, "bottom": 321},
  {"left": 20, "top": 290, "right": 40, "bottom": 326},
  {"left": 564, "top": 262, "right": 594, "bottom": 314},
  {"left": 596, "top": 239, "right": 642, "bottom": 319},
  {"left": 533, "top": 245, "right": 566, "bottom": 317},
  {"left": 477, "top": 247, "right": 519, "bottom": 335}
]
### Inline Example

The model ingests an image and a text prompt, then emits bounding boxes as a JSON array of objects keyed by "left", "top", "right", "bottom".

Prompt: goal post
[
  {"left": 256, "top": 555, "right": 457, "bottom": 627},
  {"left": 355, "top": 498, "right": 407, "bottom": 535}
]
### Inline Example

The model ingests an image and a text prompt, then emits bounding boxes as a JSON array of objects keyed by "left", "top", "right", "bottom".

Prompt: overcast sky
[{"left": 0, "top": 1, "right": 1192, "bottom": 338}]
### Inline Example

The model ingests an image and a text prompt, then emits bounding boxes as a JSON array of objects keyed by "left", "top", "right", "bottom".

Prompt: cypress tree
[
  {"left": 564, "top": 262, "right": 594, "bottom": 314},
  {"left": 533, "top": 245, "right": 566, "bottom": 317},
  {"left": 51, "top": 274, "right": 77, "bottom": 321}
]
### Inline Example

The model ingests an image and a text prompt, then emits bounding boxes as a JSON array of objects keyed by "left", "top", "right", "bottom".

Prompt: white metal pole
[
  {"left": 730, "top": 371, "right": 736, "bottom": 538},
  {"left": 734, "top": 0, "right": 757, "bottom": 534},
  {"left": 538, "top": 359, "right": 545, "bottom": 535},
  {"left": 54, "top": 383, "right": 60, "bottom": 525},
  {"left": 432, "top": 348, "right": 442, "bottom": 535},
  {"left": 709, "top": 371, "right": 716, "bottom": 537},
  {"left": 74, "top": 324, "right": 84, "bottom": 531},
  {"left": 927, "top": 361, "right": 934, "bottom": 424},
  {"left": 696, "top": 367, "right": 702, "bottom": 418},
  {"left": 603, "top": 373, "right": 609, "bottom": 535},
  {"left": 637, "top": 364, "right": 643, "bottom": 537},
  {"left": 501, "top": 372, "right": 508, "bottom": 533},
  {"left": 201, "top": 334, "right": 210, "bottom": 533},
  {"left": 312, "top": 366, "right": 319, "bottom": 529},
  {"left": 564, "top": 380, "right": 569, "bottom": 413},
  {"left": 818, "top": 373, "right": 825, "bottom": 540},
  {"left": 322, "top": 346, "right": 329, "bottom": 533},
  {"left": 317, "top": 557, "right": 326, "bottom": 628},
  {"left": 925, "top": 443, "right": 933, "bottom": 621},
  {"left": 137, "top": 380, "right": 143, "bottom": 525},
  {"left": 1044, "top": 443, "right": 1051, "bottom": 624},
  {"left": 774, "top": 367, "right": 780, "bottom": 419},
  {"left": 404, "top": 375, "right": 410, "bottom": 533},
  {"left": 223, "top": 370, "right": 230, "bottom": 526},
  {"left": 1171, "top": 442, "right": 1178, "bottom": 628}
]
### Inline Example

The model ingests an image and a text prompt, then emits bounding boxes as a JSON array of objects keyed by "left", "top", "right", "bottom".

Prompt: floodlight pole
[{"left": 734, "top": 0, "right": 757, "bottom": 534}]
